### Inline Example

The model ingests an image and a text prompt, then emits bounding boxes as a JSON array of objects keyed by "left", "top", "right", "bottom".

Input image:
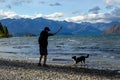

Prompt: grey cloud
[
  {"left": 103, "top": 7, "right": 120, "bottom": 22},
  {"left": 6, "top": 4, "right": 12, "bottom": 9},
  {"left": 106, "top": 5, "right": 114, "bottom": 9},
  {"left": 38, "top": 1, "right": 46, "bottom": 4},
  {"left": 0, "top": 15, "right": 6, "bottom": 20},
  {"left": 112, "top": 7, "right": 120, "bottom": 16},
  {"left": 93, "top": 7, "right": 120, "bottom": 22},
  {"left": 104, "top": 13, "right": 120, "bottom": 22},
  {"left": 0, "top": 0, "right": 5, "bottom": 3},
  {"left": 12, "top": 0, "right": 32, "bottom": 5},
  {"left": 89, "top": 6, "right": 101, "bottom": 14},
  {"left": 72, "top": 11, "right": 80, "bottom": 15},
  {"left": 49, "top": 2, "right": 61, "bottom": 6},
  {"left": 0, "top": 0, "right": 12, "bottom": 9},
  {"left": 66, "top": 6, "right": 120, "bottom": 23}
]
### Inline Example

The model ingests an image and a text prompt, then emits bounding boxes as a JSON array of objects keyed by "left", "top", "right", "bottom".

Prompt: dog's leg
[
  {"left": 83, "top": 60, "right": 85, "bottom": 64},
  {"left": 83, "top": 60, "right": 86, "bottom": 66},
  {"left": 72, "top": 60, "right": 76, "bottom": 66},
  {"left": 80, "top": 60, "right": 85, "bottom": 67}
]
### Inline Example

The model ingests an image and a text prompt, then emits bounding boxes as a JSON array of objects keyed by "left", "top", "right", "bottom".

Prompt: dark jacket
[{"left": 38, "top": 30, "right": 54, "bottom": 48}]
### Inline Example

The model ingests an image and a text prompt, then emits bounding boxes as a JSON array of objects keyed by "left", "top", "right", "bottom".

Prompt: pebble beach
[{"left": 0, "top": 58, "right": 119, "bottom": 80}]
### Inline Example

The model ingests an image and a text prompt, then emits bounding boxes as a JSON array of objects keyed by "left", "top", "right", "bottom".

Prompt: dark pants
[{"left": 39, "top": 45, "right": 48, "bottom": 55}]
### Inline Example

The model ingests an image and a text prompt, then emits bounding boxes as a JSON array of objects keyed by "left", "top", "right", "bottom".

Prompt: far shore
[{"left": 0, "top": 58, "right": 119, "bottom": 80}]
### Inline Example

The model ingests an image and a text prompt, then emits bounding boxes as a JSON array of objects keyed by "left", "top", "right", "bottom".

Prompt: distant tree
[
  {"left": 3, "top": 26, "right": 9, "bottom": 36},
  {"left": 0, "top": 22, "right": 4, "bottom": 33},
  {"left": 0, "top": 22, "right": 10, "bottom": 37}
]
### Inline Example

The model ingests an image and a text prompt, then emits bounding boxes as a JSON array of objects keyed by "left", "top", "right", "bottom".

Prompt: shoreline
[
  {"left": 0, "top": 58, "right": 119, "bottom": 80},
  {"left": 0, "top": 52, "right": 120, "bottom": 71}
]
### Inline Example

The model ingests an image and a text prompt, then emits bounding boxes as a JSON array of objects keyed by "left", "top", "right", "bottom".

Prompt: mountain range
[{"left": 0, "top": 17, "right": 119, "bottom": 36}]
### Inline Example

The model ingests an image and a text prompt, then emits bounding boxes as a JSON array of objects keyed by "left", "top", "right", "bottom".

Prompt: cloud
[
  {"left": 0, "top": 7, "right": 120, "bottom": 23},
  {"left": 0, "top": 10, "right": 20, "bottom": 19},
  {"left": 104, "top": 0, "right": 120, "bottom": 5},
  {"left": 6, "top": 4, "right": 12, "bottom": 9},
  {"left": 0, "top": 0, "right": 33, "bottom": 9},
  {"left": 49, "top": 2, "right": 61, "bottom": 6},
  {"left": 22, "top": 12, "right": 65, "bottom": 20},
  {"left": 105, "top": 7, "right": 120, "bottom": 22},
  {"left": 65, "top": 7, "right": 120, "bottom": 23},
  {"left": 44, "top": 12, "right": 65, "bottom": 20},
  {"left": 72, "top": 11, "right": 80, "bottom": 15},
  {"left": 38, "top": 1, "right": 46, "bottom": 4},
  {"left": 11, "top": 0, "right": 32, "bottom": 6},
  {"left": 106, "top": 5, "right": 114, "bottom": 9},
  {"left": 0, "top": 0, "right": 33, "bottom": 5},
  {"left": 0, "top": 0, "right": 5, "bottom": 3},
  {"left": 89, "top": 6, "right": 101, "bottom": 14},
  {"left": 111, "top": 7, "right": 120, "bottom": 16},
  {"left": 102, "top": 7, "right": 120, "bottom": 22},
  {"left": 0, "top": 10, "right": 65, "bottom": 20},
  {"left": 65, "top": 13, "right": 106, "bottom": 23}
]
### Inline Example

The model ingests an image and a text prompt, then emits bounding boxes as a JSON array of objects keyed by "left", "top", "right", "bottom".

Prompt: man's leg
[
  {"left": 43, "top": 55, "right": 47, "bottom": 65},
  {"left": 38, "top": 55, "right": 43, "bottom": 66},
  {"left": 38, "top": 45, "right": 42, "bottom": 66}
]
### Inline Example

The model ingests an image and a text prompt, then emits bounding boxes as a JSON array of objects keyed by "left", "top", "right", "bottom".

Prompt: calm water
[{"left": 0, "top": 35, "right": 120, "bottom": 70}]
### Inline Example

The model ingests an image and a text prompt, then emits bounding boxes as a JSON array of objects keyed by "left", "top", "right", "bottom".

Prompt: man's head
[{"left": 44, "top": 27, "right": 50, "bottom": 32}]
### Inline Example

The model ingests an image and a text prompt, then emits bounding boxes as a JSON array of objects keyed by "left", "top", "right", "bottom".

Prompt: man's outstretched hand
[{"left": 54, "top": 26, "right": 62, "bottom": 35}]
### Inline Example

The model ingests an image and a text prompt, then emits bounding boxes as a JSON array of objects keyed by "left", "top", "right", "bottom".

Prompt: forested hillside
[{"left": 0, "top": 22, "right": 10, "bottom": 38}]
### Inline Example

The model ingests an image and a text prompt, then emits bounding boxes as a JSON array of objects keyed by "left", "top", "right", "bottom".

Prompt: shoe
[{"left": 38, "top": 63, "right": 41, "bottom": 66}]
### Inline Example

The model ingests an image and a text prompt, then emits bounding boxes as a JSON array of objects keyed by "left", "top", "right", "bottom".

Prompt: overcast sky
[{"left": 0, "top": 0, "right": 120, "bottom": 23}]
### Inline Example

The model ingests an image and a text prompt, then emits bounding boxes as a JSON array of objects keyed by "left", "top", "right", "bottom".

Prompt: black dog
[{"left": 72, "top": 54, "right": 89, "bottom": 64}]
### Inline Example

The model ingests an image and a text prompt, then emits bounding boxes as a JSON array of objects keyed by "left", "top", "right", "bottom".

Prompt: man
[{"left": 38, "top": 26, "right": 62, "bottom": 66}]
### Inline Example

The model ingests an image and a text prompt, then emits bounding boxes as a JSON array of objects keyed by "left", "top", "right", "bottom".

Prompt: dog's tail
[{"left": 85, "top": 54, "right": 89, "bottom": 58}]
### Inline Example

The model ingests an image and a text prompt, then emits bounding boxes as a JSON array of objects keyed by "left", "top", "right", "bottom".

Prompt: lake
[{"left": 0, "top": 34, "right": 120, "bottom": 70}]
